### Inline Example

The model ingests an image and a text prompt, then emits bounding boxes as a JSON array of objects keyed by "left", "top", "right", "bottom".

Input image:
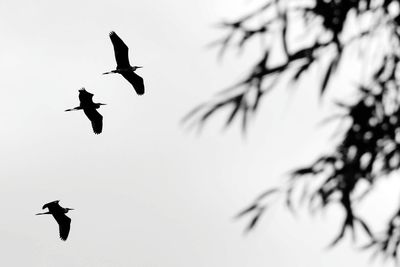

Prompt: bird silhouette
[
  {"left": 65, "top": 88, "right": 106, "bottom": 134},
  {"left": 36, "top": 200, "right": 74, "bottom": 241},
  {"left": 103, "top": 31, "right": 145, "bottom": 95}
]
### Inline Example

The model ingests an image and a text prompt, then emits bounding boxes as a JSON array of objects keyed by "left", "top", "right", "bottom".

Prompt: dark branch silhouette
[
  {"left": 185, "top": 0, "right": 400, "bottom": 260},
  {"left": 65, "top": 88, "right": 106, "bottom": 134},
  {"left": 103, "top": 31, "right": 145, "bottom": 95},
  {"left": 36, "top": 200, "right": 74, "bottom": 241}
]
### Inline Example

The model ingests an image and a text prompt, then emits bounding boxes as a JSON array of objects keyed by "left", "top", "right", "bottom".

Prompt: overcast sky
[{"left": 0, "top": 0, "right": 398, "bottom": 266}]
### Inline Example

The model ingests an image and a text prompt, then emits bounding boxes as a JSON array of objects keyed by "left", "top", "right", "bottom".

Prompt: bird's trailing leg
[
  {"left": 35, "top": 211, "right": 51, "bottom": 215},
  {"left": 65, "top": 107, "right": 82, "bottom": 112},
  {"left": 102, "top": 70, "right": 117, "bottom": 75}
]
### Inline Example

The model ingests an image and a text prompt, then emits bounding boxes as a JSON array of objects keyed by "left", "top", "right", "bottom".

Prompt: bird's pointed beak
[{"left": 136, "top": 66, "right": 143, "bottom": 69}]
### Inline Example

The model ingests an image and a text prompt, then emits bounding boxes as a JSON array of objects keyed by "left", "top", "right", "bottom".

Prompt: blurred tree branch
[{"left": 185, "top": 0, "right": 400, "bottom": 261}]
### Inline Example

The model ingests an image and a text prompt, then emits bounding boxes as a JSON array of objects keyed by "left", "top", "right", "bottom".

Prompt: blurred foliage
[{"left": 185, "top": 0, "right": 400, "bottom": 261}]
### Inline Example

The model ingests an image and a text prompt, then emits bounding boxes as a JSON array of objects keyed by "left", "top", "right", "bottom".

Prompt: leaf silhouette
[
  {"left": 246, "top": 208, "right": 265, "bottom": 232},
  {"left": 320, "top": 56, "right": 339, "bottom": 97},
  {"left": 236, "top": 204, "right": 259, "bottom": 219},
  {"left": 183, "top": 0, "right": 400, "bottom": 261}
]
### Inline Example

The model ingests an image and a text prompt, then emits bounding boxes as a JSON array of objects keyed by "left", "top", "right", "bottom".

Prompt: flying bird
[
  {"left": 65, "top": 88, "right": 106, "bottom": 134},
  {"left": 103, "top": 31, "right": 145, "bottom": 95},
  {"left": 36, "top": 200, "right": 74, "bottom": 241}
]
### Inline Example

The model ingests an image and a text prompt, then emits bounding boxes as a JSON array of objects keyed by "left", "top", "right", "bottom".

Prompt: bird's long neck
[
  {"left": 131, "top": 66, "right": 142, "bottom": 71},
  {"left": 93, "top": 103, "right": 106, "bottom": 109},
  {"left": 64, "top": 208, "right": 73, "bottom": 213},
  {"left": 103, "top": 66, "right": 140, "bottom": 75},
  {"left": 115, "top": 66, "right": 140, "bottom": 72}
]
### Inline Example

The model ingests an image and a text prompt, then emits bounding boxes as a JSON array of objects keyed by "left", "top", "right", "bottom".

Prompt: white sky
[{"left": 0, "top": 0, "right": 397, "bottom": 266}]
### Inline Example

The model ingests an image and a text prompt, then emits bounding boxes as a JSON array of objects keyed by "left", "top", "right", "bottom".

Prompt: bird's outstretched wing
[
  {"left": 43, "top": 200, "right": 60, "bottom": 210},
  {"left": 109, "top": 31, "right": 130, "bottom": 68},
  {"left": 53, "top": 213, "right": 71, "bottom": 241},
  {"left": 84, "top": 109, "right": 103, "bottom": 134},
  {"left": 122, "top": 72, "right": 145, "bottom": 95},
  {"left": 79, "top": 89, "right": 94, "bottom": 105}
]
